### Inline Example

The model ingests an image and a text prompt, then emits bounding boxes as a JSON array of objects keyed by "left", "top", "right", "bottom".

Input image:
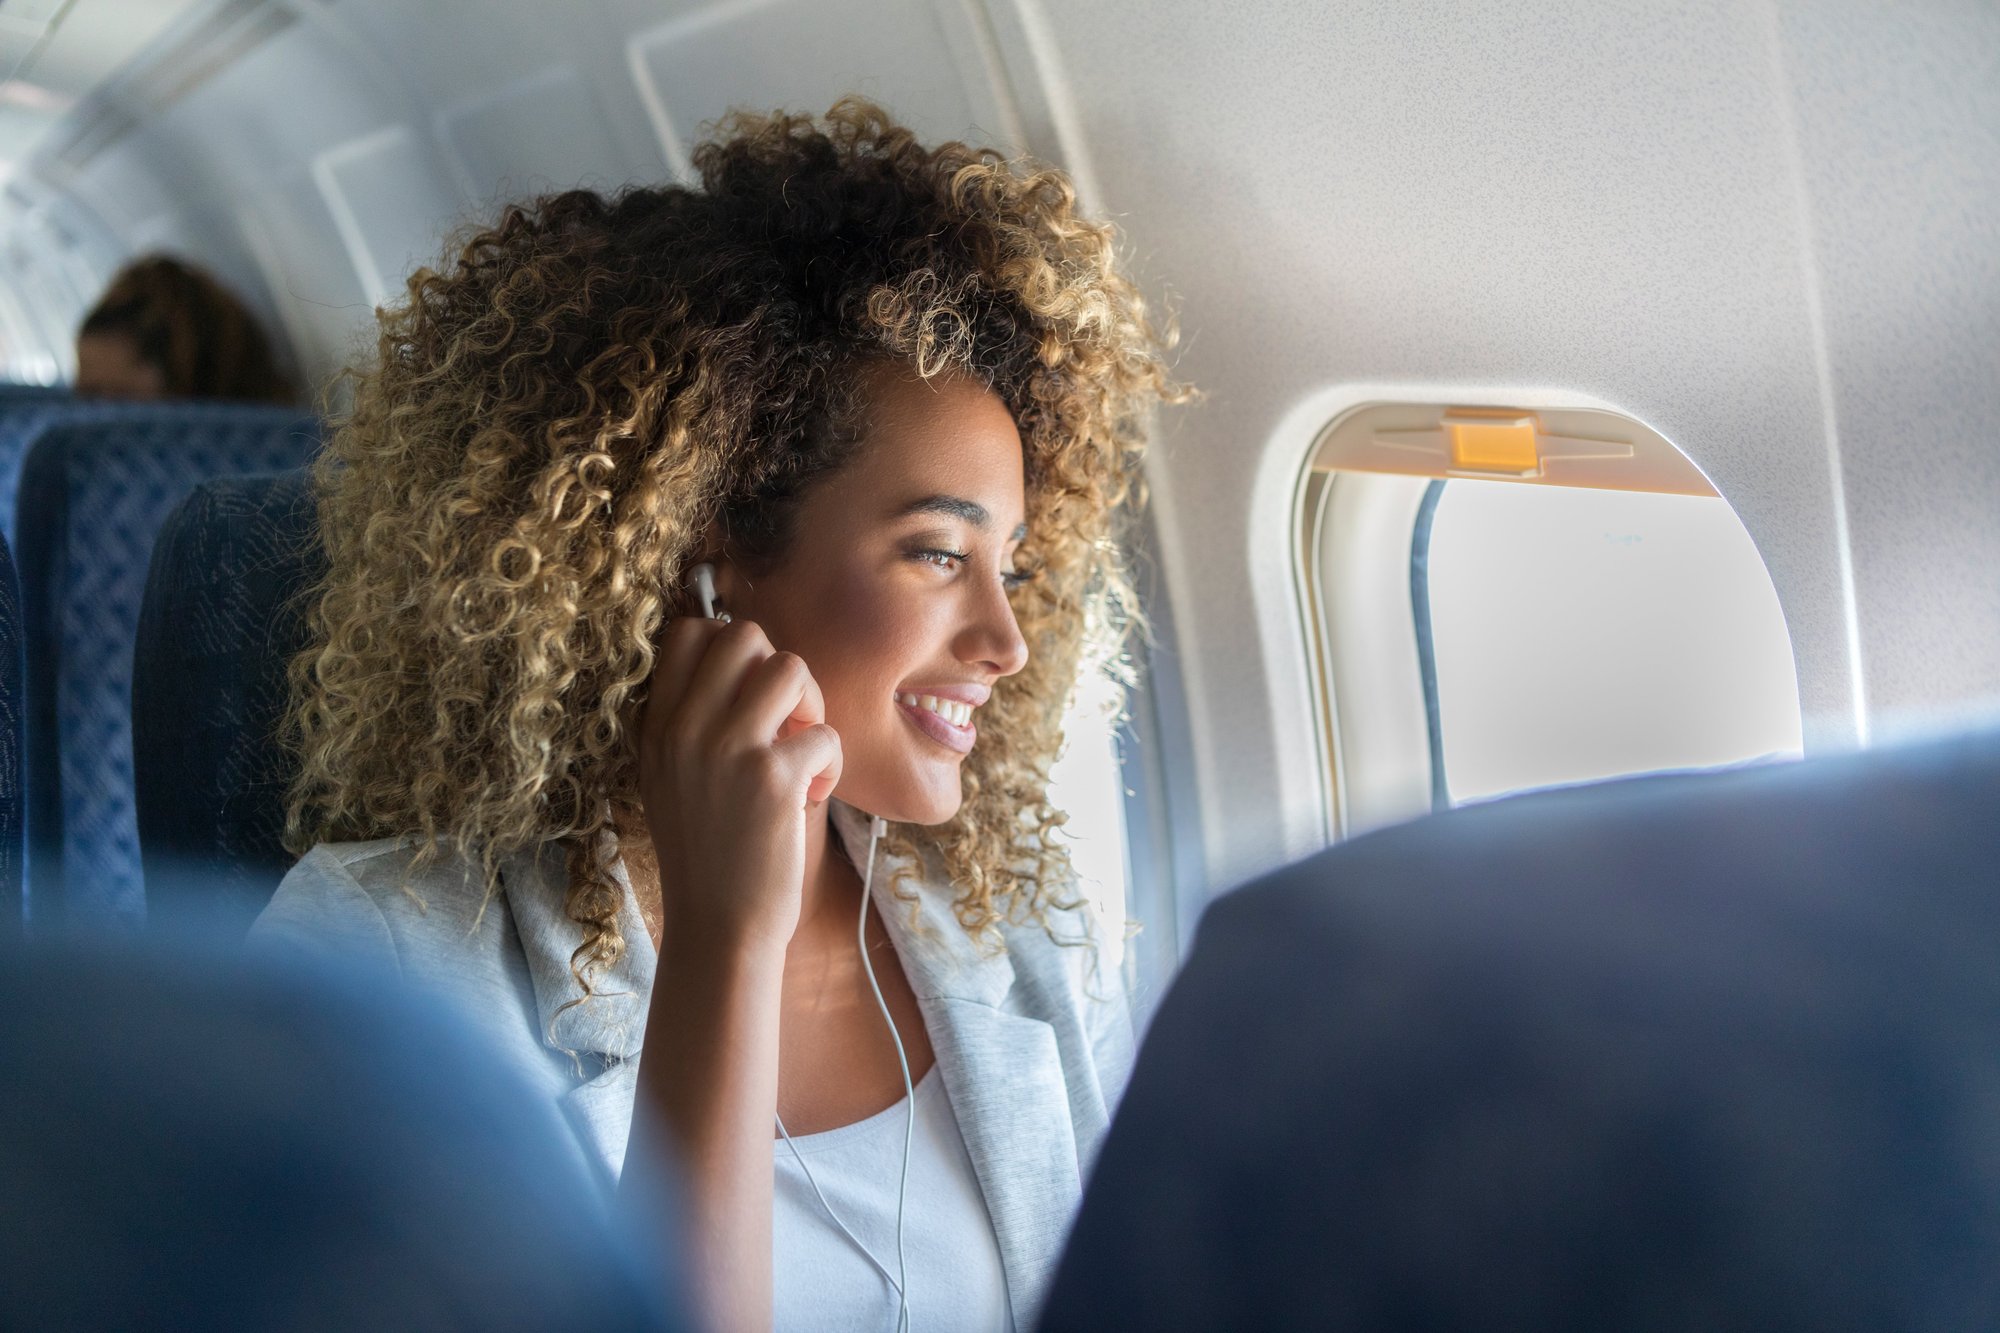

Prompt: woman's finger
[
  {"left": 725, "top": 651, "right": 826, "bottom": 753},
  {"left": 770, "top": 722, "right": 843, "bottom": 806},
  {"left": 674, "top": 619, "right": 775, "bottom": 743},
  {"left": 644, "top": 614, "right": 726, "bottom": 738}
]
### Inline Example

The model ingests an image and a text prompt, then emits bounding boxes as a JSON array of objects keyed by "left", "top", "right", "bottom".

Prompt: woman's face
[
  {"left": 721, "top": 366, "right": 1031, "bottom": 825},
  {"left": 74, "top": 332, "right": 166, "bottom": 399}
]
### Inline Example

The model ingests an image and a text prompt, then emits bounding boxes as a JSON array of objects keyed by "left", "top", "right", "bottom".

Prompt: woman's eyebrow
[{"left": 891, "top": 493, "right": 1029, "bottom": 540}]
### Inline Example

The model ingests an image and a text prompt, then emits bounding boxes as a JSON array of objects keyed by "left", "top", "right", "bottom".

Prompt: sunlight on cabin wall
[
  {"left": 1047, "top": 668, "right": 1130, "bottom": 955},
  {"left": 1427, "top": 483, "right": 1803, "bottom": 804}
]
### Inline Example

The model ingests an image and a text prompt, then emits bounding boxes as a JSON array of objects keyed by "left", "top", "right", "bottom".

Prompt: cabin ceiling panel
[
  {"left": 626, "top": 0, "right": 1027, "bottom": 177},
  {"left": 331, "top": 0, "right": 569, "bottom": 105},
  {"left": 153, "top": 17, "right": 410, "bottom": 184},
  {"left": 0, "top": 0, "right": 213, "bottom": 170},
  {"left": 47, "top": 11, "right": 400, "bottom": 269}
]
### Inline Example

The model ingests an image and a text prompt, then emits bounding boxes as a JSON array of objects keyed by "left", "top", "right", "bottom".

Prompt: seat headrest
[
  {"left": 133, "top": 468, "right": 322, "bottom": 935},
  {"left": 1045, "top": 731, "right": 2000, "bottom": 1332}
]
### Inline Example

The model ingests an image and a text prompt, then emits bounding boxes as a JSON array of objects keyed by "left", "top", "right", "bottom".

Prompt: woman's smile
[{"left": 894, "top": 687, "right": 988, "bottom": 755}]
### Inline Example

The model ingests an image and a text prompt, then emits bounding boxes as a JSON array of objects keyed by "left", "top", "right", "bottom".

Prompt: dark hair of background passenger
[{"left": 78, "top": 255, "right": 296, "bottom": 403}]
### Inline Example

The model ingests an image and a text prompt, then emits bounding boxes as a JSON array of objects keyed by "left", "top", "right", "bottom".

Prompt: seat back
[
  {"left": 15, "top": 408, "right": 318, "bottom": 926},
  {"left": 1044, "top": 732, "right": 2000, "bottom": 1332},
  {"left": 0, "top": 394, "right": 186, "bottom": 548},
  {"left": 134, "top": 470, "right": 324, "bottom": 934},
  {"left": 0, "top": 938, "right": 689, "bottom": 1329}
]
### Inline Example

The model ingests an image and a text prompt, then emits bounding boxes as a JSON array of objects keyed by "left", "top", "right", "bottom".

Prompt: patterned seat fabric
[
  {"left": 134, "top": 470, "right": 324, "bottom": 935},
  {"left": 16, "top": 408, "right": 319, "bottom": 926},
  {"left": 0, "top": 395, "right": 186, "bottom": 549},
  {"left": 0, "top": 527, "right": 21, "bottom": 932}
]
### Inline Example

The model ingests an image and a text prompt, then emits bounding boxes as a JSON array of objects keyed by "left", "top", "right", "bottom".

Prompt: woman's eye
[{"left": 910, "top": 547, "right": 1034, "bottom": 589}]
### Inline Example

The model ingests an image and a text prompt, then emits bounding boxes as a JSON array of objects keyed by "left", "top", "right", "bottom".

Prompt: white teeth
[{"left": 898, "top": 693, "right": 974, "bottom": 727}]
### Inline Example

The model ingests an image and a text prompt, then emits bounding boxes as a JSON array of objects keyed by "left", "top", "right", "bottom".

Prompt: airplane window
[
  {"left": 1299, "top": 401, "right": 1805, "bottom": 837},
  {"left": 1047, "top": 667, "right": 1131, "bottom": 956},
  {"left": 1416, "top": 479, "right": 1804, "bottom": 806}
]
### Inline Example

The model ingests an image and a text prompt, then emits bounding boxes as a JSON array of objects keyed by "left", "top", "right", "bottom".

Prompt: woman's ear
[{"left": 716, "top": 560, "right": 752, "bottom": 624}]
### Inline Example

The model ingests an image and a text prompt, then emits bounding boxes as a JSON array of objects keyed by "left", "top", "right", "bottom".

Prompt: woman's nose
[{"left": 958, "top": 579, "right": 1030, "bottom": 678}]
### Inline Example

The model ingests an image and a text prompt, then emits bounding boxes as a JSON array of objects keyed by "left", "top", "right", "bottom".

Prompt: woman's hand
[{"left": 635, "top": 616, "right": 843, "bottom": 953}]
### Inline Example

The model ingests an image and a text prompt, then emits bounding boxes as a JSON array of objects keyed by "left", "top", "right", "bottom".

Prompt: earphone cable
[
  {"left": 853, "top": 814, "right": 915, "bottom": 1332},
  {"left": 772, "top": 814, "right": 915, "bottom": 1331}
]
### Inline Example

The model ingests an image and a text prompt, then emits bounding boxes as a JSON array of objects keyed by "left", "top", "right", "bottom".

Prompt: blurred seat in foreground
[
  {"left": 1043, "top": 731, "right": 2000, "bottom": 1333},
  {"left": 0, "top": 940, "right": 691, "bottom": 1332},
  {"left": 0, "top": 522, "right": 21, "bottom": 929}
]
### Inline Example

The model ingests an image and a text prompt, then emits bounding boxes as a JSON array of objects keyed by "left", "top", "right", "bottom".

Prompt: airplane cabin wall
[{"left": 11, "top": 0, "right": 1996, "bottom": 895}]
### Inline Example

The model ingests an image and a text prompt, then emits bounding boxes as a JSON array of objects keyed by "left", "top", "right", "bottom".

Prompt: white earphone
[
  {"left": 686, "top": 562, "right": 915, "bottom": 1330},
  {"left": 688, "top": 561, "right": 729, "bottom": 623}
]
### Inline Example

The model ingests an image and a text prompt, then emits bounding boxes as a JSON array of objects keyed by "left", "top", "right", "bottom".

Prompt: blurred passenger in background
[{"left": 73, "top": 254, "right": 295, "bottom": 403}]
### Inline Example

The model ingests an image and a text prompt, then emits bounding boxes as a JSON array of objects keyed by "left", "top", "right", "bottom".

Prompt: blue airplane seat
[
  {"left": 0, "top": 394, "right": 180, "bottom": 548},
  {"left": 0, "top": 526, "right": 22, "bottom": 933},
  {"left": 1042, "top": 730, "right": 2000, "bottom": 1333},
  {"left": 15, "top": 407, "right": 318, "bottom": 927},
  {"left": 0, "top": 938, "right": 690, "bottom": 1330},
  {"left": 134, "top": 469, "right": 323, "bottom": 935}
]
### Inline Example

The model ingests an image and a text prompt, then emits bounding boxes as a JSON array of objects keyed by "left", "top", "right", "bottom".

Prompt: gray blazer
[{"left": 249, "top": 798, "right": 1133, "bottom": 1328}]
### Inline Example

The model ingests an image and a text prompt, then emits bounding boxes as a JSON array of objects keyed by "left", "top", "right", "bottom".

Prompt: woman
[
  {"left": 74, "top": 254, "right": 294, "bottom": 402},
  {"left": 252, "top": 100, "right": 1182, "bottom": 1331}
]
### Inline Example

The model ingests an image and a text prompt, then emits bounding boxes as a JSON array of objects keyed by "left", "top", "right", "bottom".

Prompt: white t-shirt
[{"left": 774, "top": 1066, "right": 1014, "bottom": 1332}]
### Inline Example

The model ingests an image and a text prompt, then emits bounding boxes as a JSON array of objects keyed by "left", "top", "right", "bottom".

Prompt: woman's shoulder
[
  {"left": 993, "top": 894, "right": 1130, "bottom": 1018},
  {"left": 250, "top": 836, "right": 503, "bottom": 970},
  {"left": 991, "top": 892, "right": 1138, "bottom": 1116}
]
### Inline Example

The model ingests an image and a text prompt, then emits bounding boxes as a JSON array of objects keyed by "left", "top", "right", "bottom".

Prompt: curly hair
[
  {"left": 80, "top": 254, "right": 295, "bottom": 402},
  {"left": 284, "top": 98, "right": 1183, "bottom": 1005}
]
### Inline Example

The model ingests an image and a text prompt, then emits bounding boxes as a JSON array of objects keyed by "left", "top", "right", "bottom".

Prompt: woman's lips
[{"left": 897, "top": 697, "right": 976, "bottom": 754}]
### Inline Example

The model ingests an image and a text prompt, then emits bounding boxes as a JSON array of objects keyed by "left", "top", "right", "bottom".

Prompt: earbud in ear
[{"left": 687, "top": 562, "right": 719, "bottom": 620}]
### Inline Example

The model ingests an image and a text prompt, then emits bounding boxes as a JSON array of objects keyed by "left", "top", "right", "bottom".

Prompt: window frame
[
  {"left": 1106, "top": 505, "right": 1206, "bottom": 1022},
  {"left": 1296, "top": 397, "right": 1746, "bottom": 840}
]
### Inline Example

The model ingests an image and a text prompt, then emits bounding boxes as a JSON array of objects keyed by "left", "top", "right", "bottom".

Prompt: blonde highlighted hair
[{"left": 285, "top": 99, "right": 1184, "bottom": 999}]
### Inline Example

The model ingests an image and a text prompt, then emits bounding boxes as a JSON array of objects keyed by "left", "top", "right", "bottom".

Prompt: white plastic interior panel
[
  {"left": 627, "top": 0, "right": 1026, "bottom": 177},
  {"left": 0, "top": 0, "right": 213, "bottom": 169},
  {"left": 437, "top": 66, "right": 637, "bottom": 204},
  {"left": 312, "top": 125, "right": 462, "bottom": 307},
  {"left": 1308, "top": 472, "right": 1435, "bottom": 838},
  {"left": 1033, "top": 0, "right": 1998, "bottom": 890},
  {"left": 1772, "top": 0, "right": 2000, "bottom": 738}
]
